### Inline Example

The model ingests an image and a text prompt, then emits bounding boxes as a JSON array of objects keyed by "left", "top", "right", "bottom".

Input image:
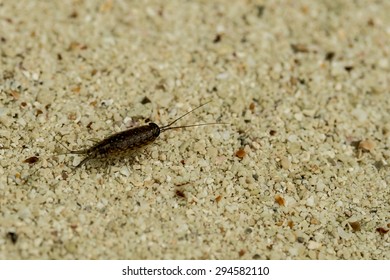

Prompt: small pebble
[
  {"left": 307, "top": 241, "right": 322, "bottom": 250},
  {"left": 352, "top": 107, "right": 367, "bottom": 122},
  {"left": 235, "top": 148, "right": 246, "bottom": 159},
  {"left": 274, "top": 194, "right": 285, "bottom": 206},
  {"left": 280, "top": 157, "right": 291, "bottom": 170},
  {"left": 306, "top": 196, "right": 315, "bottom": 207},
  {"left": 349, "top": 221, "right": 361, "bottom": 232},
  {"left": 358, "top": 139, "right": 375, "bottom": 152}
]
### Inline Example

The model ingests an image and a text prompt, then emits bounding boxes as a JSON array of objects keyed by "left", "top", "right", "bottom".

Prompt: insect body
[
  {"left": 69, "top": 123, "right": 160, "bottom": 168},
  {"left": 63, "top": 101, "right": 222, "bottom": 168}
]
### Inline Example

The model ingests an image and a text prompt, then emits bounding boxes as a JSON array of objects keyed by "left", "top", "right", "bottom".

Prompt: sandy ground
[{"left": 0, "top": 0, "right": 389, "bottom": 259}]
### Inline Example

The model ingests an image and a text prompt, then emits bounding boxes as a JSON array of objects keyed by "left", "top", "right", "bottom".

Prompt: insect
[{"left": 59, "top": 101, "right": 224, "bottom": 169}]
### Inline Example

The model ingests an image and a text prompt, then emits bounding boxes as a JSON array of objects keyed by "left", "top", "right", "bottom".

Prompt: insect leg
[{"left": 74, "top": 154, "right": 94, "bottom": 169}]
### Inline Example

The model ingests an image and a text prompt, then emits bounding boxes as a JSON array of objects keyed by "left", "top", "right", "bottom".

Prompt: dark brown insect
[{"left": 60, "top": 101, "right": 223, "bottom": 168}]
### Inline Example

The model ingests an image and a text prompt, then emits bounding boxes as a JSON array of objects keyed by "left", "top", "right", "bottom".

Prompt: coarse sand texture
[{"left": 0, "top": 0, "right": 389, "bottom": 259}]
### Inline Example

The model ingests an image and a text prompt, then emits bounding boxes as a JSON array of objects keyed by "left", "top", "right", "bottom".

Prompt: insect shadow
[{"left": 57, "top": 101, "right": 226, "bottom": 170}]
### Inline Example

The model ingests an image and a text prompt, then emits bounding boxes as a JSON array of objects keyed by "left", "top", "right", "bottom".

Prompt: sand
[{"left": 0, "top": 0, "right": 389, "bottom": 259}]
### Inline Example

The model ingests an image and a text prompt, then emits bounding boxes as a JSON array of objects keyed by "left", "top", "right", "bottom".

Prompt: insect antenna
[
  {"left": 160, "top": 101, "right": 211, "bottom": 129},
  {"left": 160, "top": 101, "right": 226, "bottom": 132},
  {"left": 161, "top": 122, "right": 226, "bottom": 133}
]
